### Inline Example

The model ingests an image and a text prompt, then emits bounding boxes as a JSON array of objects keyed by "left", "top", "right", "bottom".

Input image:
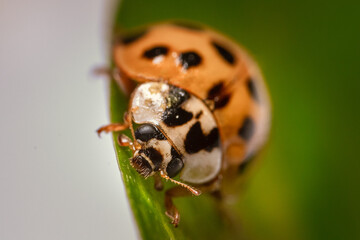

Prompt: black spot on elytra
[
  {"left": 195, "top": 111, "right": 203, "bottom": 119},
  {"left": 247, "top": 77, "right": 259, "bottom": 101},
  {"left": 179, "top": 51, "right": 202, "bottom": 69},
  {"left": 130, "top": 155, "right": 152, "bottom": 178},
  {"left": 118, "top": 30, "right": 147, "bottom": 45},
  {"left": 140, "top": 147, "right": 163, "bottom": 170},
  {"left": 185, "top": 121, "right": 220, "bottom": 154},
  {"left": 214, "top": 94, "right": 231, "bottom": 109},
  {"left": 238, "top": 117, "right": 255, "bottom": 141},
  {"left": 212, "top": 41, "right": 235, "bottom": 65},
  {"left": 163, "top": 107, "right": 193, "bottom": 127},
  {"left": 163, "top": 86, "right": 192, "bottom": 127},
  {"left": 135, "top": 124, "right": 166, "bottom": 142},
  {"left": 207, "top": 82, "right": 225, "bottom": 99},
  {"left": 207, "top": 82, "right": 231, "bottom": 109},
  {"left": 143, "top": 46, "right": 168, "bottom": 59},
  {"left": 168, "top": 86, "right": 190, "bottom": 108},
  {"left": 172, "top": 22, "right": 203, "bottom": 31}
]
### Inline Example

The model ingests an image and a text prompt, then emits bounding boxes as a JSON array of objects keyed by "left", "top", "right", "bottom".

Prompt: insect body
[
  {"left": 98, "top": 23, "right": 271, "bottom": 227},
  {"left": 130, "top": 82, "right": 222, "bottom": 184}
]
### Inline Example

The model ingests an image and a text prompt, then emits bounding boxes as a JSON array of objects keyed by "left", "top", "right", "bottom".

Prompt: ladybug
[{"left": 97, "top": 22, "right": 271, "bottom": 227}]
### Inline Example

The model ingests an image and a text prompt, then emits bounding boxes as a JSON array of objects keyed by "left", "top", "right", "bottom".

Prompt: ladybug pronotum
[{"left": 98, "top": 23, "right": 271, "bottom": 227}]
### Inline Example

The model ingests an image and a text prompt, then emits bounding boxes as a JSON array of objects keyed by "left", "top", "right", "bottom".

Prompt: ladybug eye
[
  {"left": 143, "top": 46, "right": 169, "bottom": 59},
  {"left": 166, "top": 157, "right": 184, "bottom": 178},
  {"left": 135, "top": 124, "right": 166, "bottom": 142}
]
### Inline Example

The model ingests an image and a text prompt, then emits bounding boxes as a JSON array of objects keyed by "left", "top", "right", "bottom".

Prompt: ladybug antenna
[{"left": 159, "top": 170, "right": 201, "bottom": 196}]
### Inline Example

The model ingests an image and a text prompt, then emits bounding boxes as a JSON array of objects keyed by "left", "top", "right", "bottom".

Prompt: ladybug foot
[{"left": 165, "top": 210, "right": 180, "bottom": 227}]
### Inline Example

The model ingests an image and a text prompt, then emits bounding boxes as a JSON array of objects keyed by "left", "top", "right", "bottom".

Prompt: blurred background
[
  {"left": 0, "top": 0, "right": 137, "bottom": 239},
  {"left": 1, "top": 0, "right": 359, "bottom": 240}
]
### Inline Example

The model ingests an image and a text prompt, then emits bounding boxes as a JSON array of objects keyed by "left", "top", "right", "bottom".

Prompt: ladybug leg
[
  {"left": 163, "top": 176, "right": 220, "bottom": 227},
  {"left": 92, "top": 66, "right": 112, "bottom": 77},
  {"left": 164, "top": 186, "right": 191, "bottom": 227},
  {"left": 117, "top": 134, "right": 137, "bottom": 153},
  {"left": 96, "top": 123, "right": 129, "bottom": 137},
  {"left": 153, "top": 173, "right": 164, "bottom": 191},
  {"left": 97, "top": 112, "right": 131, "bottom": 137},
  {"left": 112, "top": 69, "right": 135, "bottom": 96},
  {"left": 159, "top": 170, "right": 201, "bottom": 226},
  {"left": 97, "top": 112, "right": 141, "bottom": 151}
]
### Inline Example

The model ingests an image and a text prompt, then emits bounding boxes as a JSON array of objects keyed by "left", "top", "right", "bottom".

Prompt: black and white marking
[
  {"left": 163, "top": 107, "right": 193, "bottom": 127},
  {"left": 139, "top": 147, "right": 163, "bottom": 171},
  {"left": 130, "top": 82, "right": 222, "bottom": 184},
  {"left": 184, "top": 122, "right": 219, "bottom": 154}
]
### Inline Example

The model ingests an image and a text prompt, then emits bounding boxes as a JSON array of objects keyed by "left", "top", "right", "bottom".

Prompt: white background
[{"left": 0, "top": 0, "right": 137, "bottom": 239}]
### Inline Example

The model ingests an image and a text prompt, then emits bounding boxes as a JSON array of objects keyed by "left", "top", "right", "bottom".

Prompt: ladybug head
[
  {"left": 128, "top": 124, "right": 200, "bottom": 196},
  {"left": 130, "top": 124, "right": 166, "bottom": 178}
]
